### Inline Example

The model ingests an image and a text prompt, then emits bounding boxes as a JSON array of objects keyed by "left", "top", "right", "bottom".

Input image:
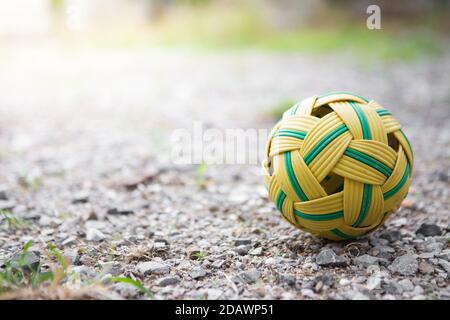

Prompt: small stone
[
  {"left": 249, "top": 247, "right": 263, "bottom": 256},
  {"left": 354, "top": 254, "right": 379, "bottom": 268},
  {"left": 419, "top": 261, "right": 435, "bottom": 274},
  {"left": 416, "top": 223, "right": 442, "bottom": 237},
  {"left": 0, "top": 200, "right": 15, "bottom": 211},
  {"left": 234, "top": 245, "right": 249, "bottom": 256},
  {"left": 86, "top": 228, "right": 106, "bottom": 241},
  {"left": 211, "top": 259, "right": 225, "bottom": 269},
  {"left": 79, "top": 254, "right": 96, "bottom": 266},
  {"left": 279, "top": 274, "right": 296, "bottom": 286},
  {"left": 155, "top": 275, "right": 180, "bottom": 287},
  {"left": 234, "top": 239, "right": 251, "bottom": 246},
  {"left": 72, "top": 193, "right": 89, "bottom": 204},
  {"left": 389, "top": 254, "right": 418, "bottom": 276},
  {"left": 398, "top": 279, "right": 414, "bottom": 292},
  {"left": 190, "top": 267, "right": 207, "bottom": 279},
  {"left": 0, "top": 191, "right": 8, "bottom": 200},
  {"left": 401, "top": 198, "right": 415, "bottom": 208},
  {"left": 187, "top": 247, "right": 201, "bottom": 260},
  {"left": 136, "top": 261, "right": 170, "bottom": 276},
  {"left": 107, "top": 208, "right": 134, "bottom": 215},
  {"left": 233, "top": 269, "right": 260, "bottom": 284},
  {"left": 383, "top": 280, "right": 403, "bottom": 294},
  {"left": 344, "top": 290, "right": 370, "bottom": 300},
  {"left": 366, "top": 275, "right": 382, "bottom": 290},
  {"left": 11, "top": 250, "right": 40, "bottom": 271},
  {"left": 438, "top": 259, "right": 450, "bottom": 273},
  {"left": 379, "top": 230, "right": 401, "bottom": 242},
  {"left": 71, "top": 266, "right": 96, "bottom": 280},
  {"left": 316, "top": 249, "right": 348, "bottom": 267}
]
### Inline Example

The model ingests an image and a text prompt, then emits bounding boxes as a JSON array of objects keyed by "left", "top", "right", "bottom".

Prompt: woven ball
[{"left": 263, "top": 92, "right": 413, "bottom": 240}]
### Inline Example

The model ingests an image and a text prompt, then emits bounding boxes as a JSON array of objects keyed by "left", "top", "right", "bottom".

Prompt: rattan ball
[{"left": 263, "top": 92, "right": 413, "bottom": 240}]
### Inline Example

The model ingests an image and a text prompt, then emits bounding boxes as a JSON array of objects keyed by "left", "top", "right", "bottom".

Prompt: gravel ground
[{"left": 0, "top": 43, "right": 449, "bottom": 299}]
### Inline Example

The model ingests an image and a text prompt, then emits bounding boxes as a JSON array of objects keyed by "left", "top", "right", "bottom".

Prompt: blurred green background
[{"left": 1, "top": 0, "right": 449, "bottom": 61}]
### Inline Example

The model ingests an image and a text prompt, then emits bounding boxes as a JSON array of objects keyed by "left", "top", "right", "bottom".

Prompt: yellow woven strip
[
  {"left": 267, "top": 174, "right": 280, "bottom": 204},
  {"left": 272, "top": 154, "right": 301, "bottom": 202},
  {"left": 301, "top": 112, "right": 345, "bottom": 158},
  {"left": 269, "top": 136, "right": 303, "bottom": 157},
  {"left": 394, "top": 130, "right": 413, "bottom": 170},
  {"left": 379, "top": 115, "right": 401, "bottom": 133},
  {"left": 329, "top": 102, "right": 363, "bottom": 139},
  {"left": 278, "top": 116, "right": 319, "bottom": 132},
  {"left": 348, "top": 140, "right": 397, "bottom": 169},
  {"left": 295, "top": 218, "right": 343, "bottom": 232},
  {"left": 294, "top": 191, "right": 343, "bottom": 214},
  {"left": 333, "top": 156, "right": 387, "bottom": 185},
  {"left": 308, "top": 132, "right": 352, "bottom": 182},
  {"left": 364, "top": 106, "right": 388, "bottom": 144},
  {"left": 290, "top": 151, "right": 328, "bottom": 200},
  {"left": 343, "top": 179, "right": 363, "bottom": 226},
  {"left": 316, "top": 93, "right": 367, "bottom": 108},
  {"left": 296, "top": 96, "right": 318, "bottom": 116},
  {"left": 381, "top": 146, "right": 407, "bottom": 193},
  {"left": 359, "top": 185, "right": 384, "bottom": 227}
]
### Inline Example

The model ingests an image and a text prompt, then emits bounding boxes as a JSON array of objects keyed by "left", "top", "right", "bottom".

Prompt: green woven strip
[
  {"left": 304, "top": 124, "right": 348, "bottom": 165},
  {"left": 285, "top": 152, "right": 308, "bottom": 201},
  {"left": 350, "top": 102, "right": 371, "bottom": 140},
  {"left": 353, "top": 184, "right": 372, "bottom": 227},
  {"left": 376, "top": 109, "right": 391, "bottom": 117},
  {"left": 276, "top": 191, "right": 286, "bottom": 212},
  {"left": 294, "top": 210, "right": 344, "bottom": 221},
  {"left": 400, "top": 129, "right": 414, "bottom": 157},
  {"left": 291, "top": 102, "right": 301, "bottom": 115},
  {"left": 331, "top": 228, "right": 354, "bottom": 239},
  {"left": 318, "top": 91, "right": 369, "bottom": 103},
  {"left": 344, "top": 148, "right": 393, "bottom": 177},
  {"left": 275, "top": 129, "right": 307, "bottom": 140},
  {"left": 383, "top": 163, "right": 410, "bottom": 200}
]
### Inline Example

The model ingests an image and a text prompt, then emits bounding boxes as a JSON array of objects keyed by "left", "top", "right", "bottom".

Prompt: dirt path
[{"left": 0, "top": 44, "right": 449, "bottom": 299}]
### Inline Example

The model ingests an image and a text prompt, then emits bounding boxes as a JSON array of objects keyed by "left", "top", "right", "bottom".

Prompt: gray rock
[
  {"left": 249, "top": 247, "right": 263, "bottom": 256},
  {"left": 416, "top": 223, "right": 442, "bottom": 237},
  {"left": 136, "top": 261, "right": 170, "bottom": 276},
  {"left": 11, "top": 250, "right": 40, "bottom": 271},
  {"left": 344, "top": 290, "right": 370, "bottom": 300},
  {"left": 0, "top": 191, "right": 8, "bottom": 200},
  {"left": 189, "top": 266, "right": 207, "bottom": 279},
  {"left": 234, "top": 239, "right": 251, "bottom": 246},
  {"left": 71, "top": 265, "right": 97, "bottom": 280},
  {"left": 380, "top": 230, "right": 401, "bottom": 242},
  {"left": 419, "top": 261, "right": 435, "bottom": 274},
  {"left": 211, "top": 259, "right": 225, "bottom": 269},
  {"left": 366, "top": 275, "right": 382, "bottom": 290},
  {"left": 383, "top": 280, "right": 403, "bottom": 294},
  {"left": 316, "top": 249, "right": 348, "bottom": 267},
  {"left": 279, "top": 274, "right": 296, "bottom": 286},
  {"left": 86, "top": 228, "right": 106, "bottom": 241},
  {"left": 398, "top": 279, "right": 414, "bottom": 292},
  {"left": 389, "top": 254, "right": 418, "bottom": 276},
  {"left": 438, "top": 259, "right": 450, "bottom": 273},
  {"left": 155, "top": 275, "right": 180, "bottom": 287},
  {"left": 234, "top": 245, "right": 249, "bottom": 256},
  {"left": 107, "top": 208, "right": 134, "bottom": 215},
  {"left": 233, "top": 269, "right": 261, "bottom": 284},
  {"left": 354, "top": 254, "right": 379, "bottom": 268}
]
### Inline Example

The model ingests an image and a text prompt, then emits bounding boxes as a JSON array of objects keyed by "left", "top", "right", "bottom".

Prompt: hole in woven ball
[
  {"left": 387, "top": 133, "right": 399, "bottom": 151},
  {"left": 320, "top": 173, "right": 344, "bottom": 195},
  {"left": 311, "top": 105, "right": 333, "bottom": 118}
]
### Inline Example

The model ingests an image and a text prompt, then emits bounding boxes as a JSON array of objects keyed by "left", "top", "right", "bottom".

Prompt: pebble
[
  {"left": 379, "top": 230, "right": 401, "bottom": 242},
  {"left": 366, "top": 275, "right": 382, "bottom": 290},
  {"left": 136, "top": 261, "right": 170, "bottom": 276},
  {"left": 353, "top": 254, "right": 379, "bottom": 268},
  {"left": 279, "top": 274, "right": 296, "bottom": 286},
  {"left": 418, "top": 261, "right": 435, "bottom": 274},
  {"left": 233, "top": 269, "right": 260, "bottom": 284},
  {"left": 189, "top": 266, "right": 207, "bottom": 279},
  {"left": 107, "top": 208, "right": 134, "bottom": 215},
  {"left": 234, "top": 245, "right": 249, "bottom": 256},
  {"left": 344, "top": 290, "right": 370, "bottom": 300},
  {"left": 389, "top": 254, "right": 418, "bottom": 276},
  {"left": 155, "top": 275, "right": 181, "bottom": 287},
  {"left": 249, "top": 247, "right": 263, "bottom": 256},
  {"left": 86, "top": 228, "right": 106, "bottom": 241},
  {"left": 11, "top": 250, "right": 40, "bottom": 271},
  {"left": 234, "top": 239, "right": 252, "bottom": 246},
  {"left": 316, "top": 249, "right": 348, "bottom": 267},
  {"left": 398, "top": 279, "right": 414, "bottom": 292},
  {"left": 438, "top": 259, "right": 450, "bottom": 273},
  {"left": 416, "top": 223, "right": 442, "bottom": 237}
]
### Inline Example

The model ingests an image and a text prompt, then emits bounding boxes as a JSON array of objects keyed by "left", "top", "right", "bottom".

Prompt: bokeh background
[{"left": 0, "top": 0, "right": 449, "bottom": 300}]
